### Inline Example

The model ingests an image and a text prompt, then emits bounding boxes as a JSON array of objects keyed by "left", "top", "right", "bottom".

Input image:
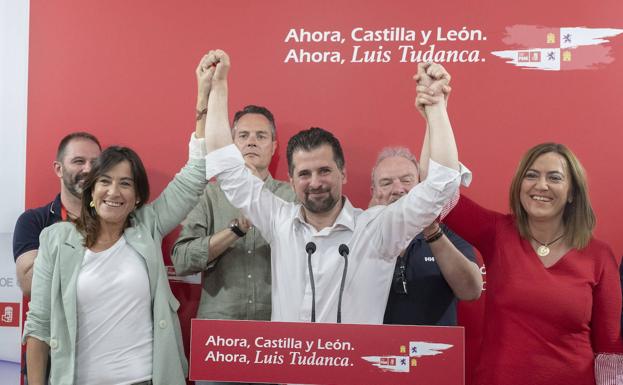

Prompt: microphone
[
  {"left": 338, "top": 244, "right": 349, "bottom": 257},
  {"left": 306, "top": 241, "right": 317, "bottom": 323},
  {"left": 336, "top": 244, "right": 349, "bottom": 323}
]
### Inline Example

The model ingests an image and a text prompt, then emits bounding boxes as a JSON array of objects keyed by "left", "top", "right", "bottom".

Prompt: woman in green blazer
[{"left": 23, "top": 131, "right": 207, "bottom": 385}]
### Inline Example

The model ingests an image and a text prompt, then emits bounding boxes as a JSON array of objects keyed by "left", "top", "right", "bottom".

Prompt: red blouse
[{"left": 445, "top": 195, "right": 622, "bottom": 385}]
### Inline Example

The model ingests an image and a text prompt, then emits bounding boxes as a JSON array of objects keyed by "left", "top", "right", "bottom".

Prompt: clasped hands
[
  {"left": 414, "top": 62, "right": 451, "bottom": 117},
  {"left": 196, "top": 49, "right": 231, "bottom": 100}
]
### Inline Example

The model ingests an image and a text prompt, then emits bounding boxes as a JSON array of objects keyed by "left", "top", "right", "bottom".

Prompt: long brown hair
[
  {"left": 76, "top": 146, "right": 150, "bottom": 248},
  {"left": 509, "top": 143, "right": 595, "bottom": 249}
]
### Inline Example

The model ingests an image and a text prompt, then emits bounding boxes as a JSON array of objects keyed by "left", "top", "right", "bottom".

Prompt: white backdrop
[{"left": 0, "top": 0, "right": 29, "bottom": 384}]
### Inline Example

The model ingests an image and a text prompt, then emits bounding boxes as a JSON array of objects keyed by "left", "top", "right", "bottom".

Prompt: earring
[
  {"left": 135, "top": 201, "right": 140, "bottom": 205},
  {"left": 89, "top": 201, "right": 95, "bottom": 208}
]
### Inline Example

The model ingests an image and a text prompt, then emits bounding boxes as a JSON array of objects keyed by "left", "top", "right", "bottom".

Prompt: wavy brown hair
[
  {"left": 76, "top": 146, "right": 149, "bottom": 248},
  {"left": 509, "top": 143, "right": 595, "bottom": 249}
]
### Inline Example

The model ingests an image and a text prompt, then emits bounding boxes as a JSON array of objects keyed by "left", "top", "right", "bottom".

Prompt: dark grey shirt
[{"left": 172, "top": 176, "right": 295, "bottom": 320}]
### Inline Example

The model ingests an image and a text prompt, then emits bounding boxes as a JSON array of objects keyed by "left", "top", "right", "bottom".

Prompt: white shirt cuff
[
  {"left": 457, "top": 162, "right": 472, "bottom": 187},
  {"left": 205, "top": 144, "right": 244, "bottom": 180},
  {"left": 189, "top": 133, "right": 207, "bottom": 160},
  {"left": 428, "top": 159, "right": 472, "bottom": 187}
]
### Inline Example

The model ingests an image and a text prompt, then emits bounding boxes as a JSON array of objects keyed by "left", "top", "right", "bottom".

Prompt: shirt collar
[
  {"left": 334, "top": 197, "right": 355, "bottom": 231},
  {"left": 50, "top": 193, "right": 63, "bottom": 219},
  {"left": 294, "top": 196, "right": 356, "bottom": 233}
]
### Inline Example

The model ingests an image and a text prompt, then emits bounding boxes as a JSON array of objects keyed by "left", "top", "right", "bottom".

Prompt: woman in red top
[{"left": 416, "top": 68, "right": 622, "bottom": 385}]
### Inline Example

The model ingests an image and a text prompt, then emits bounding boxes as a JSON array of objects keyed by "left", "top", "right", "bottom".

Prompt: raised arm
[
  {"left": 416, "top": 62, "right": 457, "bottom": 171},
  {"left": 133, "top": 53, "right": 217, "bottom": 235},
  {"left": 415, "top": 63, "right": 452, "bottom": 179},
  {"left": 411, "top": 64, "right": 480, "bottom": 297},
  {"left": 202, "top": 50, "right": 291, "bottom": 242},
  {"left": 194, "top": 52, "right": 217, "bottom": 139},
  {"left": 370, "top": 63, "right": 467, "bottom": 259},
  {"left": 205, "top": 49, "right": 233, "bottom": 152}
]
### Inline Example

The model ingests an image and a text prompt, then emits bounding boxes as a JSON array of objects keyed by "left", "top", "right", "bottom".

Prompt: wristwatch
[{"left": 229, "top": 218, "right": 246, "bottom": 237}]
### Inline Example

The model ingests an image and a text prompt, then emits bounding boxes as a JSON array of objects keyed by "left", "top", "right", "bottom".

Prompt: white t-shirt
[{"left": 76, "top": 236, "right": 153, "bottom": 385}]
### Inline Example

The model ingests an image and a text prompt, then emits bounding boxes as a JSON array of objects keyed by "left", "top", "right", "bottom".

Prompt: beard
[
  {"left": 302, "top": 187, "right": 340, "bottom": 214},
  {"left": 62, "top": 170, "right": 87, "bottom": 199}
]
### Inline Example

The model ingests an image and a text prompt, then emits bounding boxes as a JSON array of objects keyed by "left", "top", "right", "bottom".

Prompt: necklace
[{"left": 531, "top": 233, "right": 565, "bottom": 257}]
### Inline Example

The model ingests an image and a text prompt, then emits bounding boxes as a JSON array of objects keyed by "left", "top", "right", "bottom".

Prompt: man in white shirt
[{"left": 203, "top": 49, "right": 469, "bottom": 324}]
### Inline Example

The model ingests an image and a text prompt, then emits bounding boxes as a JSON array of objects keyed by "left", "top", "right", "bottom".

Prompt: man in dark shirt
[
  {"left": 13, "top": 132, "right": 101, "bottom": 296},
  {"left": 369, "top": 147, "right": 482, "bottom": 326}
]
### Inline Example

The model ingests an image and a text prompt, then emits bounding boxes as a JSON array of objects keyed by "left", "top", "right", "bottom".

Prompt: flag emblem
[
  {"left": 492, "top": 26, "right": 623, "bottom": 70},
  {"left": 362, "top": 355, "right": 410, "bottom": 373},
  {"left": 362, "top": 341, "right": 453, "bottom": 373}
]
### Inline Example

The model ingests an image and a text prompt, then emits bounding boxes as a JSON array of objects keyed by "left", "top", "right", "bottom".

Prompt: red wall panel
[{"left": 27, "top": 1, "right": 623, "bottom": 383}]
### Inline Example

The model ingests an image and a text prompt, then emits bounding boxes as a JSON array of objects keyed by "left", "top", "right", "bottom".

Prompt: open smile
[
  {"left": 103, "top": 200, "right": 124, "bottom": 207},
  {"left": 530, "top": 195, "right": 552, "bottom": 202}
]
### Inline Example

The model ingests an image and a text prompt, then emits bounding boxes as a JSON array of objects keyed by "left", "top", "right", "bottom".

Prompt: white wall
[
  {"left": 0, "top": 1, "right": 29, "bottom": 383},
  {"left": 0, "top": 1, "right": 29, "bottom": 231}
]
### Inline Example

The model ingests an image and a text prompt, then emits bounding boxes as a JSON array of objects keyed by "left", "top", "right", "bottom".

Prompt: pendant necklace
[{"left": 531, "top": 233, "right": 565, "bottom": 257}]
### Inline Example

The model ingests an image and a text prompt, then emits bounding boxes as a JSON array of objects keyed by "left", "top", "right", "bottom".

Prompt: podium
[{"left": 190, "top": 320, "right": 464, "bottom": 385}]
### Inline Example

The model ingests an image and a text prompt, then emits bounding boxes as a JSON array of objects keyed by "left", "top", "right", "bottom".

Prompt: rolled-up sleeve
[
  {"left": 171, "top": 191, "right": 214, "bottom": 276},
  {"left": 205, "top": 144, "right": 244, "bottom": 179},
  {"left": 375, "top": 159, "right": 471, "bottom": 259},
  {"left": 22, "top": 228, "right": 53, "bottom": 345},
  {"left": 146, "top": 133, "right": 208, "bottom": 236},
  {"left": 205, "top": 144, "right": 290, "bottom": 243},
  {"left": 189, "top": 132, "right": 207, "bottom": 160}
]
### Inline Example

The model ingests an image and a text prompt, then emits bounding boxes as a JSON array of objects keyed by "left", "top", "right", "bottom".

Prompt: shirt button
[
  {"left": 159, "top": 320, "right": 167, "bottom": 329},
  {"left": 247, "top": 274, "right": 252, "bottom": 279},
  {"left": 248, "top": 300, "right": 253, "bottom": 304},
  {"left": 137, "top": 234, "right": 142, "bottom": 239},
  {"left": 49, "top": 339, "right": 58, "bottom": 349},
  {"left": 247, "top": 250, "right": 252, "bottom": 254}
]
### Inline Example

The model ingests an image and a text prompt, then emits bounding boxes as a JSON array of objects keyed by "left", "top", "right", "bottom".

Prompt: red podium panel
[{"left": 190, "top": 320, "right": 463, "bottom": 385}]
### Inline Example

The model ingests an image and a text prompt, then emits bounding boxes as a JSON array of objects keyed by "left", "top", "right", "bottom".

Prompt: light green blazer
[{"left": 23, "top": 157, "right": 206, "bottom": 385}]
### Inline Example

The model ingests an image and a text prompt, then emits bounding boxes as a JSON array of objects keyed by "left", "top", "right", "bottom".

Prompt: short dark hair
[
  {"left": 76, "top": 146, "right": 149, "bottom": 248},
  {"left": 286, "top": 127, "right": 345, "bottom": 176},
  {"left": 232, "top": 105, "right": 276, "bottom": 139},
  {"left": 56, "top": 132, "right": 101, "bottom": 162}
]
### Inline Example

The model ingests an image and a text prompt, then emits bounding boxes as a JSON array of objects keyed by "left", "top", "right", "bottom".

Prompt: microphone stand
[
  {"left": 336, "top": 244, "right": 349, "bottom": 323},
  {"left": 306, "top": 242, "right": 317, "bottom": 322}
]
